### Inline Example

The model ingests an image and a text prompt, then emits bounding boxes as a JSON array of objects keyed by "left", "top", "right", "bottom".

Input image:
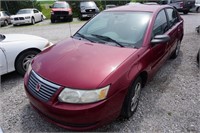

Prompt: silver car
[{"left": 0, "top": 11, "right": 11, "bottom": 26}]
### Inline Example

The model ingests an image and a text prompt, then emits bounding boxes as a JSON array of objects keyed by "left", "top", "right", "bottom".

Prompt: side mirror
[
  {"left": 151, "top": 34, "right": 170, "bottom": 45},
  {"left": 49, "top": 6, "right": 52, "bottom": 8}
]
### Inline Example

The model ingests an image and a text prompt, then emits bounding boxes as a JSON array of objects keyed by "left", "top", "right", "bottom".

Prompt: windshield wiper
[
  {"left": 91, "top": 34, "right": 124, "bottom": 47},
  {"left": 74, "top": 33, "right": 95, "bottom": 43}
]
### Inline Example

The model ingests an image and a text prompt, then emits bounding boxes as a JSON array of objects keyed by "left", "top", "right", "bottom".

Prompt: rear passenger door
[
  {"left": 150, "top": 9, "right": 169, "bottom": 72},
  {"left": 33, "top": 9, "right": 40, "bottom": 22},
  {"left": 165, "top": 7, "right": 181, "bottom": 55}
]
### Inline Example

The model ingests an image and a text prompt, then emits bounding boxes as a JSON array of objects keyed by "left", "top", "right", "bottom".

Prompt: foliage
[{"left": 1, "top": 1, "right": 42, "bottom": 15}]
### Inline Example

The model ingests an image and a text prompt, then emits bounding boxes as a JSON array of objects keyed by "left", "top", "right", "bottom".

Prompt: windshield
[
  {"left": 80, "top": 1, "right": 96, "bottom": 7},
  {"left": 74, "top": 11, "right": 151, "bottom": 48},
  {"left": 52, "top": 3, "right": 69, "bottom": 8},
  {"left": 17, "top": 9, "right": 32, "bottom": 14}
]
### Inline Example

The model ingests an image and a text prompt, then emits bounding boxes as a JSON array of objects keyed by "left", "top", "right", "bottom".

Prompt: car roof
[
  {"left": 54, "top": 1, "right": 68, "bottom": 3},
  {"left": 105, "top": 4, "right": 171, "bottom": 12}
]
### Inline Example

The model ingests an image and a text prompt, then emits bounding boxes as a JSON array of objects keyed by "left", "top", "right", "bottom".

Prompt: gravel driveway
[{"left": 0, "top": 13, "right": 200, "bottom": 132}]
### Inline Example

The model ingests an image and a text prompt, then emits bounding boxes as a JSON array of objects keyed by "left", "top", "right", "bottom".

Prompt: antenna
[{"left": 68, "top": 21, "right": 72, "bottom": 37}]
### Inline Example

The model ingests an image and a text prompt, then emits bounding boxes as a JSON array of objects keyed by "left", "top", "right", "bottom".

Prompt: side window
[
  {"left": 166, "top": 8, "right": 179, "bottom": 28},
  {"left": 34, "top": 10, "right": 39, "bottom": 13},
  {"left": 152, "top": 10, "right": 168, "bottom": 37}
]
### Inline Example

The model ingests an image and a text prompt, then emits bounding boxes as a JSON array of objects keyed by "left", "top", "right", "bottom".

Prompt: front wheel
[
  {"left": 121, "top": 76, "right": 142, "bottom": 118},
  {"left": 15, "top": 50, "right": 39, "bottom": 76},
  {"left": 183, "top": 10, "right": 189, "bottom": 14},
  {"left": 51, "top": 18, "right": 55, "bottom": 23},
  {"left": 31, "top": 18, "right": 35, "bottom": 25}
]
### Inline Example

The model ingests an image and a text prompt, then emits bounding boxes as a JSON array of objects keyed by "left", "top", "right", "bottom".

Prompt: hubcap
[
  {"left": 22, "top": 54, "right": 35, "bottom": 71},
  {"left": 131, "top": 82, "right": 141, "bottom": 111}
]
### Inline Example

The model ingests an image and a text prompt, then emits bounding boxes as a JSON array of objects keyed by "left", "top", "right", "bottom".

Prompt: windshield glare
[
  {"left": 80, "top": 2, "right": 96, "bottom": 7},
  {"left": 17, "top": 9, "right": 32, "bottom": 14},
  {"left": 77, "top": 11, "right": 151, "bottom": 48},
  {"left": 53, "top": 3, "right": 69, "bottom": 8}
]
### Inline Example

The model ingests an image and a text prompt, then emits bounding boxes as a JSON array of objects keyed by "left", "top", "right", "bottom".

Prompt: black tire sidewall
[
  {"left": 121, "top": 76, "right": 142, "bottom": 118},
  {"left": 15, "top": 50, "right": 38, "bottom": 76}
]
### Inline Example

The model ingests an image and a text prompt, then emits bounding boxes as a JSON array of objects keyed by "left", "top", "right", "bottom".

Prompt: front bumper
[
  {"left": 12, "top": 19, "right": 32, "bottom": 25},
  {"left": 51, "top": 14, "right": 72, "bottom": 20},
  {"left": 24, "top": 72, "right": 124, "bottom": 131},
  {"left": 80, "top": 12, "right": 98, "bottom": 18}
]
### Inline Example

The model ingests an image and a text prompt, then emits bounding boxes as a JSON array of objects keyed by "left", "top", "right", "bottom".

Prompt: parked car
[
  {"left": 149, "top": 0, "right": 195, "bottom": 14},
  {"left": 0, "top": 11, "right": 11, "bottom": 26},
  {"left": 10, "top": 8, "right": 44, "bottom": 26},
  {"left": 79, "top": 1, "right": 99, "bottom": 20},
  {"left": 24, "top": 4, "right": 183, "bottom": 131},
  {"left": 0, "top": 34, "right": 53, "bottom": 76},
  {"left": 105, "top": 4, "right": 116, "bottom": 9},
  {"left": 50, "top": 1, "right": 73, "bottom": 23},
  {"left": 195, "top": 0, "right": 200, "bottom": 12}
]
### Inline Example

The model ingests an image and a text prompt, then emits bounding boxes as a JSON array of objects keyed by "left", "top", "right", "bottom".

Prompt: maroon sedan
[{"left": 24, "top": 4, "right": 183, "bottom": 131}]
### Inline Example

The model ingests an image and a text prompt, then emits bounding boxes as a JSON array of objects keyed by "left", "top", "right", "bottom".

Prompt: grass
[{"left": 39, "top": 1, "right": 54, "bottom": 19}]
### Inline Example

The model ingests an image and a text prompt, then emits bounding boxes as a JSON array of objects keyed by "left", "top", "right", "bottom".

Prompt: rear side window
[
  {"left": 166, "top": 8, "right": 179, "bottom": 28},
  {"left": 152, "top": 10, "right": 168, "bottom": 37}
]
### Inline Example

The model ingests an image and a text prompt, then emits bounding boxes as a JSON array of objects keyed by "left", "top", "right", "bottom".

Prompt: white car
[
  {"left": 11, "top": 8, "right": 44, "bottom": 26},
  {"left": 0, "top": 34, "right": 53, "bottom": 76}
]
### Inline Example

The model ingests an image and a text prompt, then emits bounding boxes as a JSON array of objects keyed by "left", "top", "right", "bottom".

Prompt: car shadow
[
  {"left": 20, "top": 104, "right": 67, "bottom": 132},
  {"left": 1, "top": 71, "right": 23, "bottom": 92}
]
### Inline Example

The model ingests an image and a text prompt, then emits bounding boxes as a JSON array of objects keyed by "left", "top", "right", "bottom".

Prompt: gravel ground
[{"left": 0, "top": 13, "right": 200, "bottom": 132}]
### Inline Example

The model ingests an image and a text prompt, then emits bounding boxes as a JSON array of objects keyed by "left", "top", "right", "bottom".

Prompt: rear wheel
[
  {"left": 170, "top": 40, "right": 181, "bottom": 59},
  {"left": 15, "top": 50, "right": 39, "bottom": 76},
  {"left": 183, "top": 10, "right": 189, "bottom": 14},
  {"left": 4, "top": 20, "right": 8, "bottom": 26},
  {"left": 51, "top": 18, "right": 55, "bottom": 23},
  {"left": 41, "top": 15, "right": 44, "bottom": 21},
  {"left": 121, "top": 76, "right": 142, "bottom": 118}
]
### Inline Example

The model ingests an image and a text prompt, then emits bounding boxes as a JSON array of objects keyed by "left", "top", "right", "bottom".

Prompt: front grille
[
  {"left": 54, "top": 11, "right": 69, "bottom": 15},
  {"left": 27, "top": 71, "right": 61, "bottom": 102},
  {"left": 85, "top": 9, "right": 95, "bottom": 12},
  {"left": 14, "top": 17, "right": 24, "bottom": 20}
]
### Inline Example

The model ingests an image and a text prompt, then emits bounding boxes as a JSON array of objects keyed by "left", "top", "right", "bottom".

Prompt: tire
[
  {"left": 121, "top": 76, "right": 142, "bottom": 118},
  {"left": 170, "top": 40, "right": 181, "bottom": 59},
  {"left": 197, "top": 49, "right": 199, "bottom": 65},
  {"left": 183, "top": 10, "right": 189, "bottom": 14},
  {"left": 15, "top": 50, "right": 39, "bottom": 76},
  {"left": 31, "top": 18, "right": 35, "bottom": 25},
  {"left": 68, "top": 16, "right": 73, "bottom": 22},
  {"left": 4, "top": 20, "right": 8, "bottom": 26},
  {"left": 51, "top": 18, "right": 55, "bottom": 23},
  {"left": 196, "top": 7, "right": 200, "bottom": 13},
  {"left": 41, "top": 15, "right": 44, "bottom": 21}
]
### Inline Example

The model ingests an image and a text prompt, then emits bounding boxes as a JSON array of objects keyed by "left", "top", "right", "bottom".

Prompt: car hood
[
  {"left": 2, "top": 34, "right": 47, "bottom": 43},
  {"left": 32, "top": 38, "right": 137, "bottom": 89},
  {"left": 52, "top": 8, "right": 70, "bottom": 12}
]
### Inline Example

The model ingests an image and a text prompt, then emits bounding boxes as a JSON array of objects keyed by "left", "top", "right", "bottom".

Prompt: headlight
[
  {"left": 58, "top": 85, "right": 110, "bottom": 104},
  {"left": 43, "top": 41, "right": 53, "bottom": 50},
  {"left": 25, "top": 16, "right": 30, "bottom": 19}
]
